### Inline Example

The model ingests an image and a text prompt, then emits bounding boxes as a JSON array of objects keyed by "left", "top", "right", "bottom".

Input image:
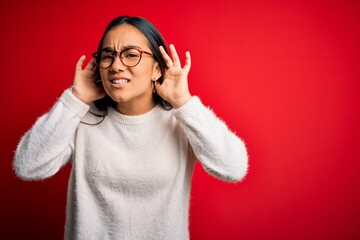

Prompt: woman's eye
[
  {"left": 123, "top": 49, "right": 140, "bottom": 58},
  {"left": 124, "top": 53, "right": 139, "bottom": 58},
  {"left": 101, "top": 55, "right": 114, "bottom": 60}
]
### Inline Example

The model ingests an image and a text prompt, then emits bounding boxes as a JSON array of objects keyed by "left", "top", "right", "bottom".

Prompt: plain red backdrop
[{"left": 1, "top": 0, "right": 359, "bottom": 239}]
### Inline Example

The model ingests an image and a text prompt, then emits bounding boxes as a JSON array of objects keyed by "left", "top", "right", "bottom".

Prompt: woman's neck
[{"left": 115, "top": 98, "right": 156, "bottom": 116}]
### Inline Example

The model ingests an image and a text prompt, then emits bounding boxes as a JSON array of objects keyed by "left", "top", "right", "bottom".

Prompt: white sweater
[{"left": 14, "top": 89, "right": 248, "bottom": 240}]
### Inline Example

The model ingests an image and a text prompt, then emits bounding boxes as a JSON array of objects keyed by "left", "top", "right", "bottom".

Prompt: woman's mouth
[{"left": 111, "top": 78, "right": 130, "bottom": 85}]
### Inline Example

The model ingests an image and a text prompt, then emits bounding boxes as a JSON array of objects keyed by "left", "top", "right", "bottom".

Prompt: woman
[{"left": 14, "top": 16, "right": 248, "bottom": 240}]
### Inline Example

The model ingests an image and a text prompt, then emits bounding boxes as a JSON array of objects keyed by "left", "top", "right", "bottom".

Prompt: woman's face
[{"left": 100, "top": 24, "right": 161, "bottom": 114}]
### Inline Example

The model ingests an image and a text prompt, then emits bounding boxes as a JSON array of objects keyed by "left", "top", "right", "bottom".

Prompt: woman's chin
[{"left": 108, "top": 95, "right": 128, "bottom": 103}]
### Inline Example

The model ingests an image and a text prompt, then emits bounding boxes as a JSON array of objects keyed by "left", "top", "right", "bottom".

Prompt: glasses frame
[{"left": 92, "top": 48, "right": 153, "bottom": 69}]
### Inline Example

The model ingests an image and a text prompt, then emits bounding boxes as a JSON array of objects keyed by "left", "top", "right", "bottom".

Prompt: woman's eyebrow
[
  {"left": 123, "top": 45, "right": 142, "bottom": 50},
  {"left": 101, "top": 45, "right": 143, "bottom": 52},
  {"left": 101, "top": 47, "right": 114, "bottom": 52}
]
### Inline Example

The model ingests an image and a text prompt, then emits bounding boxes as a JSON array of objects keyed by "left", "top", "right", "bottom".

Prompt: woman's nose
[{"left": 110, "top": 54, "right": 126, "bottom": 72}]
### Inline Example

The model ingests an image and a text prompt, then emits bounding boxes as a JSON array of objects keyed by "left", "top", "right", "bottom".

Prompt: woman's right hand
[{"left": 72, "top": 55, "right": 106, "bottom": 104}]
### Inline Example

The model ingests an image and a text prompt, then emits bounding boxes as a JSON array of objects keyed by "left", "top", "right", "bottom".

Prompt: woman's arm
[
  {"left": 174, "top": 97, "right": 248, "bottom": 182},
  {"left": 14, "top": 55, "right": 105, "bottom": 180},
  {"left": 13, "top": 90, "right": 90, "bottom": 180},
  {"left": 157, "top": 45, "right": 248, "bottom": 181}
]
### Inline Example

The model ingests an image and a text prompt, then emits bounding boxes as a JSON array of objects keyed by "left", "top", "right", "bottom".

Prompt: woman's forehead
[{"left": 102, "top": 24, "right": 149, "bottom": 49}]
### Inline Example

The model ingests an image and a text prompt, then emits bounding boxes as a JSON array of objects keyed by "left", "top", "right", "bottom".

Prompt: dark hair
[{"left": 93, "top": 16, "right": 172, "bottom": 111}]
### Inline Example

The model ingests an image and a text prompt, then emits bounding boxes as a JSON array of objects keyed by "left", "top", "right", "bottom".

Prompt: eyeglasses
[{"left": 92, "top": 48, "right": 153, "bottom": 69}]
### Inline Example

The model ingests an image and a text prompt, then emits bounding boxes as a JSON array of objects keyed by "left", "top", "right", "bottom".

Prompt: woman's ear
[{"left": 152, "top": 63, "right": 162, "bottom": 81}]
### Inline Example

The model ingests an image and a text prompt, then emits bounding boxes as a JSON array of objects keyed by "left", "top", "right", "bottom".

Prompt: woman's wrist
[
  {"left": 171, "top": 94, "right": 192, "bottom": 109},
  {"left": 70, "top": 86, "right": 91, "bottom": 104}
]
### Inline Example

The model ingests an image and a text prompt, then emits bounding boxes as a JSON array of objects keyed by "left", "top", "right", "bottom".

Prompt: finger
[
  {"left": 183, "top": 51, "right": 191, "bottom": 73},
  {"left": 169, "top": 44, "right": 181, "bottom": 67},
  {"left": 159, "top": 46, "right": 173, "bottom": 68},
  {"left": 183, "top": 51, "right": 191, "bottom": 72},
  {"left": 84, "top": 58, "right": 96, "bottom": 71},
  {"left": 76, "top": 55, "right": 86, "bottom": 70}
]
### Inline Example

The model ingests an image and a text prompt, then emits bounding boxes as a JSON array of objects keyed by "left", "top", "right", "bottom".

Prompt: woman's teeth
[{"left": 112, "top": 79, "right": 129, "bottom": 84}]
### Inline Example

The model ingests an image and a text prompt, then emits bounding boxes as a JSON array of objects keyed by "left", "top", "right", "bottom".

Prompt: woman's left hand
[{"left": 156, "top": 44, "right": 192, "bottom": 108}]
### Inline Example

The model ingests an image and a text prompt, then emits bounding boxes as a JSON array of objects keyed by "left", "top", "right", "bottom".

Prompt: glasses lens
[
  {"left": 99, "top": 51, "right": 114, "bottom": 68},
  {"left": 121, "top": 49, "right": 141, "bottom": 67}
]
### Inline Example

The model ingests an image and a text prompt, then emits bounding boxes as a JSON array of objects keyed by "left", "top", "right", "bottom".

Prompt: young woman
[{"left": 14, "top": 16, "right": 248, "bottom": 240}]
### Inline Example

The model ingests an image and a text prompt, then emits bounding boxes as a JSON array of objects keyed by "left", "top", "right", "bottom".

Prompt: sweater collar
[{"left": 107, "top": 104, "right": 163, "bottom": 125}]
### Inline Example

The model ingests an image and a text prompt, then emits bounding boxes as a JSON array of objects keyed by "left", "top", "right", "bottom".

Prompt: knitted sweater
[{"left": 14, "top": 89, "right": 248, "bottom": 240}]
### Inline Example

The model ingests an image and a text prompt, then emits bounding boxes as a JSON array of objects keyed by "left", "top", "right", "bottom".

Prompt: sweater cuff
[
  {"left": 173, "top": 96, "right": 203, "bottom": 122},
  {"left": 59, "top": 89, "right": 90, "bottom": 118}
]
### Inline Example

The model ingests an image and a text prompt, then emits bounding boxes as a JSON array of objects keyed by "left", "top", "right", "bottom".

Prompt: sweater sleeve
[
  {"left": 13, "top": 89, "right": 90, "bottom": 180},
  {"left": 173, "top": 97, "right": 248, "bottom": 182}
]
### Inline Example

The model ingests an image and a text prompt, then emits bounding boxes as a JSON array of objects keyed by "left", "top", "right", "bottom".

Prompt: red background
[{"left": 1, "top": 0, "right": 359, "bottom": 239}]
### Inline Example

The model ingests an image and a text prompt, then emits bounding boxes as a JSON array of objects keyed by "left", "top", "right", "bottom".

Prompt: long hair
[{"left": 93, "top": 16, "right": 172, "bottom": 111}]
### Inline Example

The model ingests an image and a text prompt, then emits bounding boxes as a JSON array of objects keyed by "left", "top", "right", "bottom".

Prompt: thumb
[
  {"left": 76, "top": 55, "right": 86, "bottom": 71},
  {"left": 154, "top": 80, "right": 163, "bottom": 96},
  {"left": 154, "top": 80, "right": 160, "bottom": 89}
]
